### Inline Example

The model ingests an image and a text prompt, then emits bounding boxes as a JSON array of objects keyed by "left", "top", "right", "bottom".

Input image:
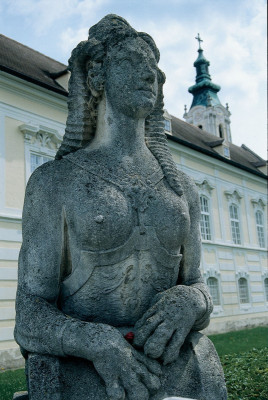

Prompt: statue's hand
[
  {"left": 133, "top": 285, "right": 205, "bottom": 365},
  {"left": 92, "top": 328, "right": 161, "bottom": 400}
]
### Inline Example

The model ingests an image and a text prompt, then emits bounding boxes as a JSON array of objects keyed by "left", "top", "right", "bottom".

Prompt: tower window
[
  {"left": 219, "top": 124, "right": 224, "bottom": 138},
  {"left": 238, "top": 278, "right": 250, "bottom": 304}
]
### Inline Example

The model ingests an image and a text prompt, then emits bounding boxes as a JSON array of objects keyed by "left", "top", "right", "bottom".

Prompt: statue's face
[{"left": 105, "top": 37, "right": 158, "bottom": 118}]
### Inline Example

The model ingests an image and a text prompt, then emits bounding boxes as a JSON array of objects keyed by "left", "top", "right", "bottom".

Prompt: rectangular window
[
  {"left": 30, "top": 153, "right": 53, "bottom": 174},
  {"left": 200, "top": 196, "right": 211, "bottom": 240},
  {"left": 229, "top": 204, "right": 241, "bottom": 244},
  {"left": 207, "top": 277, "right": 220, "bottom": 305},
  {"left": 238, "top": 278, "right": 250, "bottom": 304},
  {"left": 256, "top": 211, "right": 265, "bottom": 248}
]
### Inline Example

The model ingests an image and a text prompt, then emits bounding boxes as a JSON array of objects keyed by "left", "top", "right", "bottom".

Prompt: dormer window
[{"left": 164, "top": 119, "right": 171, "bottom": 132}]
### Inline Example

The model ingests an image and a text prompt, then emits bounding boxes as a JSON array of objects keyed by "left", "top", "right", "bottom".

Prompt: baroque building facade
[{"left": 0, "top": 34, "right": 267, "bottom": 368}]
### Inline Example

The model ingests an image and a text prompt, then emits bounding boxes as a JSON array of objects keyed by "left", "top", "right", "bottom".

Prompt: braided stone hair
[{"left": 56, "top": 14, "right": 182, "bottom": 196}]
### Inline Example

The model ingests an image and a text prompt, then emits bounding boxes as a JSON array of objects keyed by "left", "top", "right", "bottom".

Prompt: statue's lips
[{"left": 137, "top": 88, "right": 156, "bottom": 96}]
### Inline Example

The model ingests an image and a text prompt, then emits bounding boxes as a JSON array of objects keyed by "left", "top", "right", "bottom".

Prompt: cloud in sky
[{"left": 1, "top": 0, "right": 267, "bottom": 159}]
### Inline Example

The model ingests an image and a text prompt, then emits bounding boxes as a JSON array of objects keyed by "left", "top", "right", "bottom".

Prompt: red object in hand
[{"left": 124, "top": 331, "right": 135, "bottom": 344}]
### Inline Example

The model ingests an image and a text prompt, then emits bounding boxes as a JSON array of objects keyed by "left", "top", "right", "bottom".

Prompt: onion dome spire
[{"left": 188, "top": 34, "right": 221, "bottom": 109}]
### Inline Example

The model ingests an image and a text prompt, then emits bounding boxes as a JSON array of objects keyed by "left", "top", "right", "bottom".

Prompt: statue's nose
[{"left": 142, "top": 67, "right": 155, "bottom": 84}]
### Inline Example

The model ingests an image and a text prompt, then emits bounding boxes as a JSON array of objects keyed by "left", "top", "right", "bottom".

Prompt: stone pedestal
[{"left": 13, "top": 392, "right": 28, "bottom": 400}]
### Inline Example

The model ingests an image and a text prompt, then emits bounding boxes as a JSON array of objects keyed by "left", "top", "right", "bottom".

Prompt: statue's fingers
[
  {"left": 94, "top": 360, "right": 125, "bottom": 400},
  {"left": 105, "top": 379, "right": 126, "bottom": 400},
  {"left": 134, "top": 313, "right": 162, "bottom": 347},
  {"left": 162, "top": 327, "right": 190, "bottom": 365},
  {"left": 122, "top": 369, "right": 149, "bottom": 400},
  {"left": 134, "top": 308, "right": 156, "bottom": 331},
  {"left": 134, "top": 360, "right": 161, "bottom": 392},
  {"left": 134, "top": 351, "right": 162, "bottom": 376},
  {"left": 144, "top": 322, "right": 174, "bottom": 359},
  {"left": 150, "top": 291, "right": 164, "bottom": 306}
]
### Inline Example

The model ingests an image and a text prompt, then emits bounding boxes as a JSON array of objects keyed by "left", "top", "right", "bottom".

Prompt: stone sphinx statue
[{"left": 14, "top": 14, "right": 227, "bottom": 400}]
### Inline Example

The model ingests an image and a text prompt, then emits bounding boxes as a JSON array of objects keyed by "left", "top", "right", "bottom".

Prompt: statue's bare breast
[{"left": 57, "top": 154, "right": 190, "bottom": 326}]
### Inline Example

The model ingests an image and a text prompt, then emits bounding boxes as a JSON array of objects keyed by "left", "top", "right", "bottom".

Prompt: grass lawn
[
  {"left": 0, "top": 327, "right": 267, "bottom": 400},
  {"left": 208, "top": 326, "right": 268, "bottom": 356}
]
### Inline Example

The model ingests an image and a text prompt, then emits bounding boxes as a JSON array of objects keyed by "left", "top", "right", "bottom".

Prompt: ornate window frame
[
  {"left": 19, "top": 123, "right": 62, "bottom": 182},
  {"left": 203, "top": 268, "right": 223, "bottom": 314},
  {"left": 224, "top": 190, "right": 243, "bottom": 245},
  {"left": 251, "top": 198, "right": 266, "bottom": 249},
  {"left": 236, "top": 270, "right": 251, "bottom": 310},
  {"left": 196, "top": 179, "right": 215, "bottom": 242}
]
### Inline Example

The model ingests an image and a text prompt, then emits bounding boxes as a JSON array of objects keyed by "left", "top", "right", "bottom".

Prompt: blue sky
[{"left": 1, "top": 0, "right": 267, "bottom": 159}]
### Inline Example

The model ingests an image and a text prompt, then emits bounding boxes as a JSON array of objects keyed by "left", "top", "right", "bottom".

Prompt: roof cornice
[
  {"left": 0, "top": 65, "right": 68, "bottom": 97},
  {"left": 166, "top": 133, "right": 267, "bottom": 180}
]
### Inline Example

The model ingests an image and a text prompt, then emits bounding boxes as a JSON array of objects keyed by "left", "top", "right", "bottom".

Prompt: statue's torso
[{"left": 57, "top": 152, "right": 190, "bottom": 326}]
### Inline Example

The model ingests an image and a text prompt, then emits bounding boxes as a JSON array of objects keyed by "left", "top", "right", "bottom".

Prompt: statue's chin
[{"left": 121, "top": 98, "right": 156, "bottom": 119}]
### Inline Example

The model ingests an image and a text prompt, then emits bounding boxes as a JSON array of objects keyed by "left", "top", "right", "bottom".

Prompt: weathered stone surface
[{"left": 14, "top": 14, "right": 227, "bottom": 400}]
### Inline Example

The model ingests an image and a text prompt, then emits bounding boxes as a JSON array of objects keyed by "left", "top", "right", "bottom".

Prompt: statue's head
[
  {"left": 56, "top": 15, "right": 182, "bottom": 196},
  {"left": 56, "top": 14, "right": 165, "bottom": 159},
  {"left": 84, "top": 14, "right": 164, "bottom": 116}
]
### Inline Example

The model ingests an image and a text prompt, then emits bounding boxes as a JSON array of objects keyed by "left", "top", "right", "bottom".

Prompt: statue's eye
[{"left": 118, "top": 58, "right": 131, "bottom": 66}]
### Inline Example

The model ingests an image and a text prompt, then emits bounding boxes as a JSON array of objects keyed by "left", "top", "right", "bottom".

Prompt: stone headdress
[{"left": 56, "top": 14, "right": 182, "bottom": 196}]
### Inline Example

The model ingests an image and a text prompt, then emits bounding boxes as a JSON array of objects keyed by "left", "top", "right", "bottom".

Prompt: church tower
[{"left": 184, "top": 34, "right": 232, "bottom": 147}]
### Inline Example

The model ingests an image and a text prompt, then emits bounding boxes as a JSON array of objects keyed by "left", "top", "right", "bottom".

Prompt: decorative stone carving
[
  {"left": 19, "top": 123, "right": 62, "bottom": 150},
  {"left": 14, "top": 15, "right": 227, "bottom": 400},
  {"left": 203, "top": 268, "right": 220, "bottom": 280},
  {"left": 195, "top": 178, "right": 215, "bottom": 196},
  {"left": 251, "top": 197, "right": 266, "bottom": 210},
  {"left": 224, "top": 189, "right": 243, "bottom": 205},
  {"left": 236, "top": 270, "right": 249, "bottom": 279}
]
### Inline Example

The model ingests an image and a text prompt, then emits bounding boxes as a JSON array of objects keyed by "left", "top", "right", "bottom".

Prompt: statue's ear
[{"left": 86, "top": 61, "right": 105, "bottom": 98}]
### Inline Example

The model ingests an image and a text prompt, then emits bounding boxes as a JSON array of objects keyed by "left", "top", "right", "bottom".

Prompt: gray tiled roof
[
  {"left": 0, "top": 34, "right": 68, "bottom": 95},
  {"left": 169, "top": 116, "right": 267, "bottom": 178},
  {"left": 0, "top": 34, "right": 266, "bottom": 178}
]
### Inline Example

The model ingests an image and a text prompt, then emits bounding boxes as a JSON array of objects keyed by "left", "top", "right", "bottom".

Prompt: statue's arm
[
  {"left": 14, "top": 165, "right": 104, "bottom": 358},
  {"left": 176, "top": 177, "right": 213, "bottom": 330},
  {"left": 134, "top": 176, "right": 212, "bottom": 364},
  {"left": 15, "top": 163, "right": 161, "bottom": 400}
]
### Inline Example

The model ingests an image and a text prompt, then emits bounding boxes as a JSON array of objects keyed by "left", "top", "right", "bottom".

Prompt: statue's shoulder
[
  {"left": 25, "top": 158, "right": 73, "bottom": 197},
  {"left": 176, "top": 169, "right": 198, "bottom": 202}
]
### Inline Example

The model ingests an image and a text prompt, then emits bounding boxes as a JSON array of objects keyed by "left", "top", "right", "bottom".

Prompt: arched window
[
  {"left": 264, "top": 278, "right": 268, "bottom": 302},
  {"left": 255, "top": 210, "right": 265, "bottom": 248},
  {"left": 229, "top": 204, "right": 241, "bottom": 244},
  {"left": 219, "top": 124, "right": 224, "bottom": 138},
  {"left": 238, "top": 278, "right": 249, "bottom": 303},
  {"left": 207, "top": 277, "right": 220, "bottom": 305},
  {"left": 200, "top": 196, "right": 211, "bottom": 240}
]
